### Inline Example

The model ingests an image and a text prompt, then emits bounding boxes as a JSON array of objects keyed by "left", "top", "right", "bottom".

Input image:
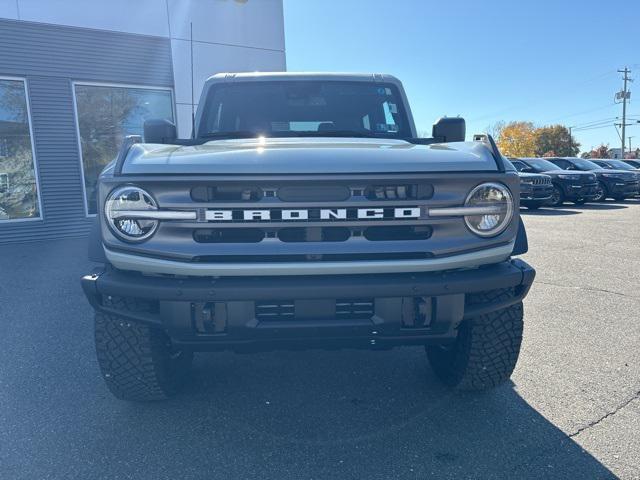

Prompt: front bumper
[
  {"left": 606, "top": 180, "right": 640, "bottom": 197},
  {"left": 103, "top": 242, "right": 515, "bottom": 277},
  {"left": 562, "top": 181, "right": 598, "bottom": 200},
  {"left": 520, "top": 184, "right": 553, "bottom": 203},
  {"left": 82, "top": 259, "right": 535, "bottom": 352}
]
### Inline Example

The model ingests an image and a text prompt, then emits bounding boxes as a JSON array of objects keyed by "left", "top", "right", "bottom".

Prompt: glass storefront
[
  {"left": 74, "top": 84, "right": 174, "bottom": 214},
  {"left": 0, "top": 79, "right": 40, "bottom": 221}
]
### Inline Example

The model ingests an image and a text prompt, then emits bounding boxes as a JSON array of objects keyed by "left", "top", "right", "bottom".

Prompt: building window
[
  {"left": 73, "top": 83, "right": 174, "bottom": 215},
  {"left": 0, "top": 78, "right": 40, "bottom": 221}
]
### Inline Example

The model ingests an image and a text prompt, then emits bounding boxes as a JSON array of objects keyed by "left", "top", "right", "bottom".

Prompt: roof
[{"left": 204, "top": 71, "right": 401, "bottom": 84}]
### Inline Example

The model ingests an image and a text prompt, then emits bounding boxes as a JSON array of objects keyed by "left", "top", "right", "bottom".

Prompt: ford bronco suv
[{"left": 81, "top": 73, "right": 535, "bottom": 401}]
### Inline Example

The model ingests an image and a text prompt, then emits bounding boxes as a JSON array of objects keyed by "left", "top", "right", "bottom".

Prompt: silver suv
[{"left": 82, "top": 73, "right": 535, "bottom": 401}]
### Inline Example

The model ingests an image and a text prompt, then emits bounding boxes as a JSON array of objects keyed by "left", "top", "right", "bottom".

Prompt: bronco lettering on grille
[{"left": 204, "top": 207, "right": 422, "bottom": 222}]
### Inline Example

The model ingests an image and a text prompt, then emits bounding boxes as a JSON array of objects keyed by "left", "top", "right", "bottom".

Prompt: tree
[
  {"left": 485, "top": 120, "right": 505, "bottom": 140},
  {"left": 495, "top": 121, "right": 536, "bottom": 157},
  {"left": 534, "top": 125, "right": 579, "bottom": 157},
  {"left": 590, "top": 144, "right": 609, "bottom": 159}
]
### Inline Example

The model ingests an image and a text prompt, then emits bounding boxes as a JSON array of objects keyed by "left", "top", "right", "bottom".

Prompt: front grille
[
  {"left": 255, "top": 299, "right": 374, "bottom": 322},
  {"left": 532, "top": 176, "right": 551, "bottom": 185},
  {"left": 184, "top": 180, "right": 442, "bottom": 255},
  {"left": 127, "top": 174, "right": 506, "bottom": 264}
]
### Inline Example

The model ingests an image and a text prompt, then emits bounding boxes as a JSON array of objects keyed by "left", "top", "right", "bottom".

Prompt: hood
[
  {"left": 591, "top": 169, "right": 637, "bottom": 179},
  {"left": 517, "top": 172, "right": 549, "bottom": 179},
  {"left": 543, "top": 170, "right": 596, "bottom": 178},
  {"left": 120, "top": 137, "right": 499, "bottom": 175}
]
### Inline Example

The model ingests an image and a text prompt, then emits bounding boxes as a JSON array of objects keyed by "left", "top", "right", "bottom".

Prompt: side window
[
  {"left": 0, "top": 78, "right": 40, "bottom": 221},
  {"left": 511, "top": 161, "right": 526, "bottom": 171},
  {"left": 551, "top": 159, "right": 568, "bottom": 169}
]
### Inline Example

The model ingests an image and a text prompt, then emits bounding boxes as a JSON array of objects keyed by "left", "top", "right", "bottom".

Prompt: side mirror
[
  {"left": 143, "top": 118, "right": 177, "bottom": 144},
  {"left": 432, "top": 117, "right": 466, "bottom": 142}
]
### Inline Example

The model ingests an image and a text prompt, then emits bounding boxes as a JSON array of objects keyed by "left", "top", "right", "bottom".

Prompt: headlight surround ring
[
  {"left": 463, "top": 182, "right": 514, "bottom": 237},
  {"left": 104, "top": 185, "right": 159, "bottom": 242}
]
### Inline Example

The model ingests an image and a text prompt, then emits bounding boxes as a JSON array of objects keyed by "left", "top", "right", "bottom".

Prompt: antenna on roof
[{"left": 190, "top": 22, "right": 195, "bottom": 139}]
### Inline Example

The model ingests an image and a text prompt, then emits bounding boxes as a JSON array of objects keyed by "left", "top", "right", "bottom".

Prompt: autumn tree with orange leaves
[{"left": 494, "top": 121, "right": 537, "bottom": 157}]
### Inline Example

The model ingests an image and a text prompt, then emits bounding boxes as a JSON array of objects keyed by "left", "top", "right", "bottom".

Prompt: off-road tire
[
  {"left": 426, "top": 290, "right": 523, "bottom": 391},
  {"left": 94, "top": 297, "right": 193, "bottom": 401}
]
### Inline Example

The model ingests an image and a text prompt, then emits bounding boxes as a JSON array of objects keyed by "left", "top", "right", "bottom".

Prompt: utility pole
[
  {"left": 568, "top": 126, "right": 573, "bottom": 156},
  {"left": 629, "top": 136, "right": 634, "bottom": 154},
  {"left": 617, "top": 67, "right": 632, "bottom": 157}
]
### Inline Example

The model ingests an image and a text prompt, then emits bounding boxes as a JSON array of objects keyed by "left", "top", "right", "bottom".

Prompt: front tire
[
  {"left": 426, "top": 291, "right": 524, "bottom": 391},
  {"left": 94, "top": 297, "right": 193, "bottom": 401},
  {"left": 550, "top": 185, "right": 564, "bottom": 206},
  {"left": 593, "top": 181, "right": 607, "bottom": 202}
]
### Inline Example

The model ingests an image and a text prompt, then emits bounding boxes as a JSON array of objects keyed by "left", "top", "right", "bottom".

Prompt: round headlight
[
  {"left": 464, "top": 182, "right": 514, "bottom": 237},
  {"left": 105, "top": 186, "right": 158, "bottom": 242}
]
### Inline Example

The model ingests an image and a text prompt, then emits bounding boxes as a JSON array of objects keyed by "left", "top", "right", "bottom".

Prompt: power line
[
  {"left": 571, "top": 117, "right": 618, "bottom": 129},
  {"left": 573, "top": 124, "right": 616, "bottom": 132},
  {"left": 468, "top": 68, "right": 618, "bottom": 123},
  {"left": 545, "top": 103, "right": 617, "bottom": 123}
]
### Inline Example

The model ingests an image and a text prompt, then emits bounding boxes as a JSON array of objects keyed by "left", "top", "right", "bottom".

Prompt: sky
[{"left": 283, "top": 0, "right": 640, "bottom": 154}]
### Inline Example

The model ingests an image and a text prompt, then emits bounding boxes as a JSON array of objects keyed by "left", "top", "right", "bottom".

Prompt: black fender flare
[
  {"left": 88, "top": 215, "right": 107, "bottom": 263},
  {"left": 513, "top": 217, "right": 528, "bottom": 256}
]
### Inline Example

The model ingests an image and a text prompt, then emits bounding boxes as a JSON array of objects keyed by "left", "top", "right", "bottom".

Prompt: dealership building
[{"left": 0, "top": 0, "right": 286, "bottom": 243}]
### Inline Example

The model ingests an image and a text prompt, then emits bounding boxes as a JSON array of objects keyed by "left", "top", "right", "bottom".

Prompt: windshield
[
  {"left": 570, "top": 158, "right": 602, "bottom": 171},
  {"left": 198, "top": 81, "right": 411, "bottom": 139},
  {"left": 523, "top": 158, "right": 560, "bottom": 172},
  {"left": 601, "top": 159, "right": 635, "bottom": 170}
]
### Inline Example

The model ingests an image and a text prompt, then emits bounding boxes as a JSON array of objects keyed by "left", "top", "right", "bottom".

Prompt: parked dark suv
[
  {"left": 548, "top": 157, "right": 639, "bottom": 201},
  {"left": 623, "top": 159, "right": 640, "bottom": 169},
  {"left": 507, "top": 158, "right": 552, "bottom": 209},
  {"left": 590, "top": 159, "right": 640, "bottom": 197},
  {"left": 510, "top": 158, "right": 598, "bottom": 206}
]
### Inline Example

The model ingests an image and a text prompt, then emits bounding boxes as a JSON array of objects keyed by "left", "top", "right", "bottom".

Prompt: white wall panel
[
  {"left": 16, "top": 0, "right": 170, "bottom": 37},
  {"left": 171, "top": 38, "right": 286, "bottom": 105},
  {"left": 0, "top": 0, "right": 19, "bottom": 19},
  {"left": 167, "top": 0, "right": 285, "bottom": 51},
  {"left": 176, "top": 103, "right": 196, "bottom": 138}
]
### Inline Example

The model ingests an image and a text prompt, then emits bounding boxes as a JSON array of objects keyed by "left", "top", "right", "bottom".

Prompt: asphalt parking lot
[{"left": 1, "top": 200, "right": 639, "bottom": 479}]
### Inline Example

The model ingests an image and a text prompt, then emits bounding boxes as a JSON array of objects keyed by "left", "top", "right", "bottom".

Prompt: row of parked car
[{"left": 509, "top": 157, "right": 640, "bottom": 209}]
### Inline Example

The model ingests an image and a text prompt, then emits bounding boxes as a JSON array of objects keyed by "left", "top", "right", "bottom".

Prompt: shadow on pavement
[
  {"left": 520, "top": 207, "right": 581, "bottom": 216},
  {"left": 0, "top": 238, "right": 617, "bottom": 480},
  {"left": 563, "top": 203, "right": 628, "bottom": 211},
  {"left": 110, "top": 351, "right": 614, "bottom": 479}
]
